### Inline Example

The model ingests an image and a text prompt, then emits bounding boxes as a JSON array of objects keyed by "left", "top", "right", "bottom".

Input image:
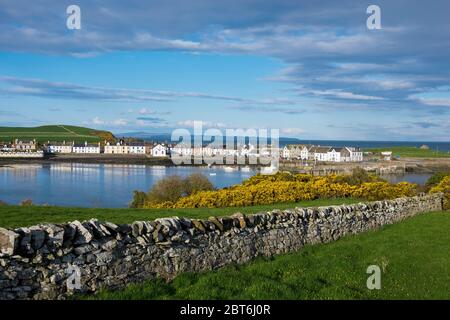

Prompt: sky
[{"left": 0, "top": 0, "right": 450, "bottom": 141}]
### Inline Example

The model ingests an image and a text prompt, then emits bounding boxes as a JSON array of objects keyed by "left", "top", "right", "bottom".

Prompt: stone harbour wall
[{"left": 0, "top": 193, "right": 444, "bottom": 300}]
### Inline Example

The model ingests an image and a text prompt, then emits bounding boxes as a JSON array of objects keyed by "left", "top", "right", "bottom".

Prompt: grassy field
[
  {"left": 86, "top": 211, "right": 450, "bottom": 300},
  {"left": 368, "top": 146, "right": 450, "bottom": 158},
  {"left": 0, "top": 198, "right": 361, "bottom": 229},
  {"left": 0, "top": 125, "right": 115, "bottom": 143}
]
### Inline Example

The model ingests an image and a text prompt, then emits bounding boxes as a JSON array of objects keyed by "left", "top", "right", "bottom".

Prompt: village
[{"left": 0, "top": 138, "right": 367, "bottom": 164}]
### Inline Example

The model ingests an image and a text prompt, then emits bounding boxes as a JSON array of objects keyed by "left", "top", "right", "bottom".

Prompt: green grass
[
  {"left": 0, "top": 198, "right": 361, "bottom": 229},
  {"left": 87, "top": 211, "right": 450, "bottom": 300},
  {"left": 0, "top": 125, "right": 114, "bottom": 143},
  {"left": 368, "top": 146, "right": 450, "bottom": 158}
]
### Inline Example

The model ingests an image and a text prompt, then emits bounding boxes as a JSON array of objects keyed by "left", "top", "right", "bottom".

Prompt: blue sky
[{"left": 1, "top": 0, "right": 450, "bottom": 141}]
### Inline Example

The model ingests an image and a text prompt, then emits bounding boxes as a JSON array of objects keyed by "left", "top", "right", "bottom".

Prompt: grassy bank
[
  {"left": 368, "top": 146, "right": 450, "bottom": 158},
  {"left": 0, "top": 125, "right": 114, "bottom": 143},
  {"left": 0, "top": 198, "right": 361, "bottom": 229},
  {"left": 86, "top": 211, "right": 450, "bottom": 300}
]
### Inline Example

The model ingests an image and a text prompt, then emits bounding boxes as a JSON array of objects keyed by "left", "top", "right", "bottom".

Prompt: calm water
[
  {"left": 0, "top": 164, "right": 433, "bottom": 208},
  {"left": 0, "top": 164, "right": 256, "bottom": 208},
  {"left": 380, "top": 173, "right": 432, "bottom": 185}
]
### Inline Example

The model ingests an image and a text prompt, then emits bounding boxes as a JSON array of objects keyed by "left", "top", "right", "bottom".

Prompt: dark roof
[
  {"left": 309, "top": 146, "right": 332, "bottom": 153},
  {"left": 73, "top": 143, "right": 99, "bottom": 148}
]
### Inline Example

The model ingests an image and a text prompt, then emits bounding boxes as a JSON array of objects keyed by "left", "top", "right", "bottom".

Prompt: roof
[
  {"left": 309, "top": 146, "right": 332, "bottom": 153},
  {"left": 128, "top": 142, "right": 145, "bottom": 147},
  {"left": 73, "top": 143, "right": 99, "bottom": 148},
  {"left": 285, "top": 144, "right": 308, "bottom": 150}
]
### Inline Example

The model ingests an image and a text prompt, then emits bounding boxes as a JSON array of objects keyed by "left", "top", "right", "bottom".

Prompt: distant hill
[
  {"left": 0, "top": 125, "right": 115, "bottom": 143},
  {"left": 116, "top": 131, "right": 302, "bottom": 147}
]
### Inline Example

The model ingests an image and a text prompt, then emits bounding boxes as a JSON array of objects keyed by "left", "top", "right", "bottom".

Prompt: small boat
[
  {"left": 240, "top": 166, "right": 251, "bottom": 172},
  {"left": 209, "top": 172, "right": 217, "bottom": 176},
  {"left": 260, "top": 161, "right": 279, "bottom": 175},
  {"left": 223, "top": 166, "right": 237, "bottom": 172}
]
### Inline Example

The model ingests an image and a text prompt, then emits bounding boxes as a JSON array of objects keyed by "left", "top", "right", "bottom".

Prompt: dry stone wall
[{"left": 0, "top": 193, "right": 443, "bottom": 300}]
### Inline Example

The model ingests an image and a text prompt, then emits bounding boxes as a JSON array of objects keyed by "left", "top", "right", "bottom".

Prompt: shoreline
[{"left": 0, "top": 154, "right": 449, "bottom": 174}]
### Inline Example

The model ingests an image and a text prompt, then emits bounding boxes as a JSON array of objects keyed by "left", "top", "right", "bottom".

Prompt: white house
[
  {"left": 104, "top": 142, "right": 128, "bottom": 154},
  {"left": 128, "top": 142, "right": 146, "bottom": 155},
  {"left": 46, "top": 141, "right": 73, "bottom": 154},
  {"left": 300, "top": 146, "right": 310, "bottom": 160},
  {"left": 73, "top": 142, "right": 101, "bottom": 154},
  {"left": 104, "top": 141, "right": 146, "bottom": 155},
  {"left": 381, "top": 151, "right": 392, "bottom": 161},
  {"left": 283, "top": 144, "right": 307, "bottom": 160},
  {"left": 170, "top": 143, "right": 193, "bottom": 157},
  {"left": 309, "top": 146, "right": 332, "bottom": 162},
  {"left": 13, "top": 139, "right": 37, "bottom": 152},
  {"left": 307, "top": 146, "right": 363, "bottom": 163},
  {"left": 327, "top": 148, "right": 343, "bottom": 162},
  {"left": 282, "top": 146, "right": 290, "bottom": 159},
  {"left": 0, "top": 143, "right": 15, "bottom": 152},
  {"left": 348, "top": 147, "right": 363, "bottom": 162},
  {"left": 152, "top": 143, "right": 168, "bottom": 157}
]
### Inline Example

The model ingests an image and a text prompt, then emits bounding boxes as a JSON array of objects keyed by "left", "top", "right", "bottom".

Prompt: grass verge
[
  {"left": 86, "top": 211, "right": 450, "bottom": 300},
  {"left": 0, "top": 198, "right": 362, "bottom": 229}
]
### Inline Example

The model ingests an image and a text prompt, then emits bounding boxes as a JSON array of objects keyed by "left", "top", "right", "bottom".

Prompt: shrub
[
  {"left": 147, "top": 175, "right": 186, "bottom": 205},
  {"left": 334, "top": 167, "right": 384, "bottom": 185},
  {"left": 0, "top": 200, "right": 7, "bottom": 206},
  {"left": 145, "top": 174, "right": 418, "bottom": 209},
  {"left": 425, "top": 172, "right": 450, "bottom": 188},
  {"left": 129, "top": 190, "right": 147, "bottom": 208},
  {"left": 429, "top": 175, "right": 450, "bottom": 210},
  {"left": 20, "top": 199, "right": 33, "bottom": 206},
  {"left": 183, "top": 173, "right": 214, "bottom": 195},
  {"left": 131, "top": 173, "right": 215, "bottom": 207}
]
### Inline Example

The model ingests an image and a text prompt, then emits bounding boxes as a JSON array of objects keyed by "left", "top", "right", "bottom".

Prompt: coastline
[{"left": 1, "top": 154, "right": 449, "bottom": 174}]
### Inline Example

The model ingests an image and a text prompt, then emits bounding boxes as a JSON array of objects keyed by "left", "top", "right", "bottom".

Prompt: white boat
[
  {"left": 209, "top": 172, "right": 217, "bottom": 176},
  {"left": 260, "top": 161, "right": 279, "bottom": 175},
  {"left": 240, "top": 166, "right": 251, "bottom": 172},
  {"left": 223, "top": 166, "right": 237, "bottom": 172}
]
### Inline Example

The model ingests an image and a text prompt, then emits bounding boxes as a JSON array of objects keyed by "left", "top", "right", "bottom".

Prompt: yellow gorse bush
[
  {"left": 143, "top": 172, "right": 418, "bottom": 209},
  {"left": 430, "top": 175, "right": 450, "bottom": 209}
]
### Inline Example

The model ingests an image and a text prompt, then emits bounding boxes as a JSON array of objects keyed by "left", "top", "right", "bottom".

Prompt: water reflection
[
  {"left": 0, "top": 163, "right": 430, "bottom": 208},
  {"left": 0, "top": 164, "right": 256, "bottom": 208}
]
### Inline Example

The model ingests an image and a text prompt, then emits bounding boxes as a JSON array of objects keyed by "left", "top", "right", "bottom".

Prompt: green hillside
[
  {"left": 0, "top": 125, "right": 115, "bottom": 143},
  {"left": 367, "top": 146, "right": 450, "bottom": 158}
]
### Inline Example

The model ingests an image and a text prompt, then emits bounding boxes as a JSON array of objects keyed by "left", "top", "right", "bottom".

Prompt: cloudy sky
[{"left": 0, "top": 0, "right": 449, "bottom": 140}]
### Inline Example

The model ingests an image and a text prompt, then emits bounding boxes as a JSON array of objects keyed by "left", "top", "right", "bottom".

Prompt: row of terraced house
[
  {"left": 282, "top": 144, "right": 363, "bottom": 162},
  {"left": 45, "top": 140, "right": 169, "bottom": 157}
]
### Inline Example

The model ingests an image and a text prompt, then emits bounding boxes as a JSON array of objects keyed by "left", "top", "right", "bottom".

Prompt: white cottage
[
  {"left": 73, "top": 142, "right": 101, "bottom": 154},
  {"left": 46, "top": 141, "right": 73, "bottom": 154},
  {"left": 152, "top": 144, "right": 168, "bottom": 157}
]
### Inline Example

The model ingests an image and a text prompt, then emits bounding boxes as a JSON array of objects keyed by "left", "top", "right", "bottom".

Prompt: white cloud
[
  {"left": 280, "top": 128, "right": 304, "bottom": 136},
  {"left": 176, "top": 120, "right": 228, "bottom": 128},
  {"left": 88, "top": 117, "right": 128, "bottom": 126},
  {"left": 414, "top": 97, "right": 450, "bottom": 107},
  {"left": 309, "top": 89, "right": 384, "bottom": 101}
]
